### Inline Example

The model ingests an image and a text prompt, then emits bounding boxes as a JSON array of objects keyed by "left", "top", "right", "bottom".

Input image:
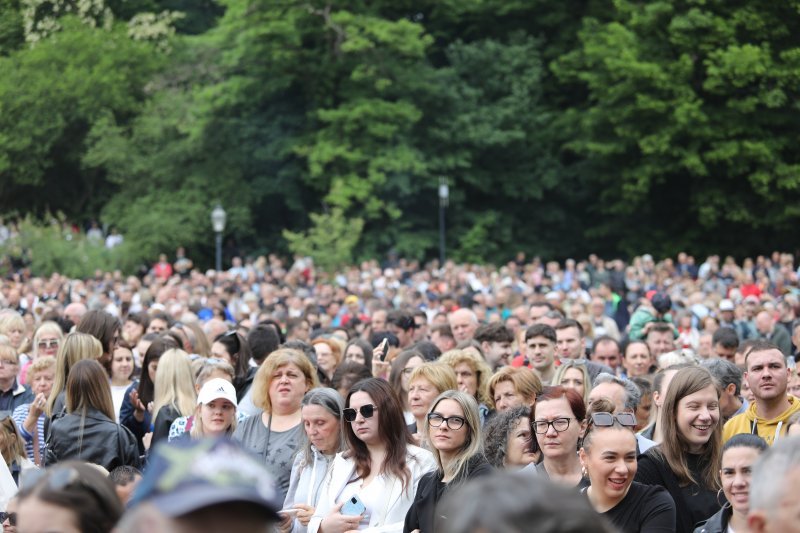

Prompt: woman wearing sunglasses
[
  {"left": 19, "top": 321, "right": 62, "bottom": 385},
  {"left": 2, "top": 496, "right": 16, "bottom": 533},
  {"left": 580, "top": 398, "right": 676, "bottom": 532},
  {"left": 404, "top": 390, "right": 492, "bottom": 533},
  {"left": 527, "top": 386, "right": 588, "bottom": 489},
  {"left": 634, "top": 366, "right": 722, "bottom": 533},
  {"left": 280, "top": 388, "right": 346, "bottom": 533},
  {"left": 309, "top": 378, "right": 435, "bottom": 533}
]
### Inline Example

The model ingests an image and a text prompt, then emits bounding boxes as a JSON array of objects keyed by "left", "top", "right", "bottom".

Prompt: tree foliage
[{"left": 3, "top": 0, "right": 800, "bottom": 275}]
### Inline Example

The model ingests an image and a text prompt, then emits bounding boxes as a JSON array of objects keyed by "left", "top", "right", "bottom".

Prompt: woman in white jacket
[
  {"left": 308, "top": 378, "right": 435, "bottom": 533},
  {"left": 281, "top": 388, "right": 347, "bottom": 532}
]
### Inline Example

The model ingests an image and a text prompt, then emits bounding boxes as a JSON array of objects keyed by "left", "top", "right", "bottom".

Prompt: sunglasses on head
[
  {"left": 590, "top": 412, "right": 637, "bottom": 428},
  {"left": 343, "top": 404, "right": 377, "bottom": 422},
  {"left": 222, "top": 330, "right": 241, "bottom": 352}
]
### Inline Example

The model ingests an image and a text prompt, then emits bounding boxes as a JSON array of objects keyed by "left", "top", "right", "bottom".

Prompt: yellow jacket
[{"left": 723, "top": 395, "right": 800, "bottom": 445}]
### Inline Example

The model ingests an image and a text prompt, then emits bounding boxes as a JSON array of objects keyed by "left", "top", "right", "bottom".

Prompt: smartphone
[
  {"left": 279, "top": 508, "right": 300, "bottom": 516},
  {"left": 341, "top": 494, "right": 367, "bottom": 516},
  {"left": 380, "top": 339, "right": 389, "bottom": 362}
]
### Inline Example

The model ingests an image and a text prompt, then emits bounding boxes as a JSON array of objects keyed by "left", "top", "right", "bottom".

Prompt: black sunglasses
[
  {"left": 0, "top": 512, "right": 15, "bottom": 526},
  {"left": 223, "top": 330, "right": 241, "bottom": 352},
  {"left": 343, "top": 404, "right": 378, "bottom": 422},
  {"left": 590, "top": 412, "right": 637, "bottom": 428}
]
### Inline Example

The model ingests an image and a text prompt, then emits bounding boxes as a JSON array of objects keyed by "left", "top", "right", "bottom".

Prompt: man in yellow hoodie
[{"left": 723, "top": 340, "right": 800, "bottom": 445}]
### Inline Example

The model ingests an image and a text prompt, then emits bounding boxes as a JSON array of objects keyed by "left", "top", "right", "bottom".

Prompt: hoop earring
[{"left": 716, "top": 489, "right": 731, "bottom": 509}]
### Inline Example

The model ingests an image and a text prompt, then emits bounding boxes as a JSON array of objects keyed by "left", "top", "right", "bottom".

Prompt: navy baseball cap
[{"left": 128, "top": 438, "right": 280, "bottom": 519}]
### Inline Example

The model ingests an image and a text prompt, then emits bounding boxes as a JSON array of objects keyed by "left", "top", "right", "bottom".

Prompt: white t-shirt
[{"left": 110, "top": 383, "right": 131, "bottom": 422}]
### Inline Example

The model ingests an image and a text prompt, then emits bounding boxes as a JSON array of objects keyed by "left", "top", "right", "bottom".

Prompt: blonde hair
[
  {"left": 487, "top": 366, "right": 543, "bottom": 410},
  {"left": 192, "top": 358, "right": 235, "bottom": 386},
  {"left": 552, "top": 361, "right": 591, "bottom": 406},
  {"left": 408, "top": 363, "right": 458, "bottom": 394},
  {"left": 190, "top": 399, "right": 238, "bottom": 439},
  {"left": 32, "top": 321, "right": 64, "bottom": 359},
  {"left": 47, "top": 332, "right": 102, "bottom": 416},
  {"left": 0, "top": 312, "right": 24, "bottom": 337},
  {"left": 152, "top": 349, "right": 197, "bottom": 420},
  {"left": 28, "top": 355, "right": 56, "bottom": 381},
  {"left": 0, "top": 344, "right": 17, "bottom": 364},
  {"left": 439, "top": 349, "right": 492, "bottom": 404},
  {"left": 251, "top": 349, "right": 318, "bottom": 413},
  {"left": 428, "top": 390, "right": 484, "bottom": 482}
]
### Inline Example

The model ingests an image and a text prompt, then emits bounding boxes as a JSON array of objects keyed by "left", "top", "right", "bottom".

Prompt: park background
[{"left": 2, "top": 0, "right": 799, "bottom": 275}]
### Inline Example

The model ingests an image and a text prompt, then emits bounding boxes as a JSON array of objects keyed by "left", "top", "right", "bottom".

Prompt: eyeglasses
[
  {"left": 533, "top": 417, "right": 573, "bottom": 434},
  {"left": 590, "top": 412, "right": 637, "bottom": 428},
  {"left": 0, "top": 512, "right": 16, "bottom": 526},
  {"left": 343, "top": 404, "right": 378, "bottom": 422},
  {"left": 427, "top": 413, "right": 465, "bottom": 430},
  {"left": 37, "top": 339, "right": 59, "bottom": 349}
]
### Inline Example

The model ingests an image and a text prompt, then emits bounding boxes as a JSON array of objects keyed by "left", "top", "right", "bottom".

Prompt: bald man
[{"left": 63, "top": 302, "right": 87, "bottom": 326}]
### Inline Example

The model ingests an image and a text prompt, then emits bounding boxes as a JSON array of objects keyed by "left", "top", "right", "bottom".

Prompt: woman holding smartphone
[
  {"left": 280, "top": 388, "right": 347, "bottom": 533},
  {"left": 308, "top": 378, "right": 435, "bottom": 533},
  {"left": 403, "top": 390, "right": 492, "bottom": 533}
]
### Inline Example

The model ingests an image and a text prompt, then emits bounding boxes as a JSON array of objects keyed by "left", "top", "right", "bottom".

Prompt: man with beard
[{"left": 724, "top": 340, "right": 800, "bottom": 445}]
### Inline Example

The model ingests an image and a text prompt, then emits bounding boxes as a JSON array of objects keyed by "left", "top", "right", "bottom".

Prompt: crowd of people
[{"left": 0, "top": 249, "right": 800, "bottom": 532}]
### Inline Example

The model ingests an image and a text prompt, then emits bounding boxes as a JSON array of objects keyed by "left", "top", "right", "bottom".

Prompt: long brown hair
[
  {"left": 344, "top": 378, "right": 413, "bottom": 491},
  {"left": 66, "top": 359, "right": 116, "bottom": 421},
  {"left": 656, "top": 366, "right": 722, "bottom": 489}
]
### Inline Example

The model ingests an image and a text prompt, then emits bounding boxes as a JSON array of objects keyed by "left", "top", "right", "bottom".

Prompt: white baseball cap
[{"left": 197, "top": 378, "right": 238, "bottom": 407}]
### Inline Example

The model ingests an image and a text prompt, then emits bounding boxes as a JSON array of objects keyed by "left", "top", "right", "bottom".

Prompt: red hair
[{"left": 533, "top": 386, "right": 586, "bottom": 421}]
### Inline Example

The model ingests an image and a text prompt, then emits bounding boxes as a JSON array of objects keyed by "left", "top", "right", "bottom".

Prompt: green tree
[
  {"left": 553, "top": 0, "right": 800, "bottom": 256},
  {"left": 283, "top": 208, "right": 364, "bottom": 273},
  {"left": 0, "top": 17, "right": 163, "bottom": 219}
]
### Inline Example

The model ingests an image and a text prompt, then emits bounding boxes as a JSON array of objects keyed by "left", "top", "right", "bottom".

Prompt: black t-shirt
[
  {"left": 602, "top": 481, "right": 676, "bottom": 533},
  {"left": 635, "top": 448, "right": 722, "bottom": 533}
]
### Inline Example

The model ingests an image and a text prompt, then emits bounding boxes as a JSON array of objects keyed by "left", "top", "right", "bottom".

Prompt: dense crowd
[{"left": 1, "top": 250, "right": 800, "bottom": 532}]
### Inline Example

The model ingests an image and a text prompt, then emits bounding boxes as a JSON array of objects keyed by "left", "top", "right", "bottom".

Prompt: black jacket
[
  {"left": 693, "top": 506, "right": 731, "bottom": 533},
  {"left": 404, "top": 454, "right": 493, "bottom": 533},
  {"left": 45, "top": 407, "right": 141, "bottom": 471}
]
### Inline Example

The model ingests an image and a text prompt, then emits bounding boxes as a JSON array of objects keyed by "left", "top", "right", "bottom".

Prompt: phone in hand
[
  {"left": 341, "top": 494, "right": 367, "bottom": 516},
  {"left": 380, "top": 339, "right": 389, "bottom": 362}
]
